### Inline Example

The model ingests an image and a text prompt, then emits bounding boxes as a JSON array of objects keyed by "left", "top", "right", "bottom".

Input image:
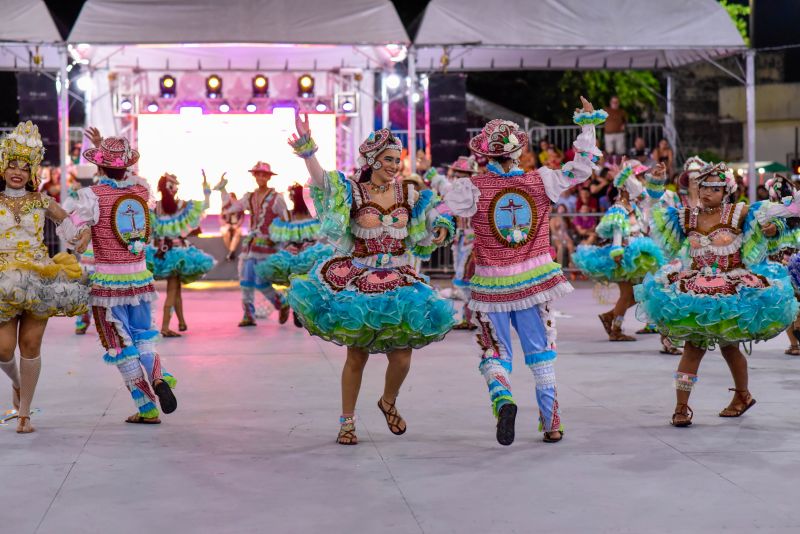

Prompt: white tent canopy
[
  {"left": 0, "top": 0, "right": 62, "bottom": 69},
  {"left": 414, "top": 0, "right": 746, "bottom": 70},
  {"left": 68, "top": 0, "right": 409, "bottom": 71}
]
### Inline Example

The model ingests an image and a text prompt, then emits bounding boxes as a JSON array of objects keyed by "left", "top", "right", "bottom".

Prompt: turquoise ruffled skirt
[
  {"left": 573, "top": 237, "right": 665, "bottom": 283},
  {"left": 635, "top": 262, "right": 798, "bottom": 348},
  {"left": 288, "top": 256, "right": 455, "bottom": 354},
  {"left": 254, "top": 243, "right": 334, "bottom": 286},
  {"left": 145, "top": 245, "right": 216, "bottom": 284}
]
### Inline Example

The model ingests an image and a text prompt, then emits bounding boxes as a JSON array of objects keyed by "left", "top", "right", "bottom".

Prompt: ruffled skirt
[
  {"left": 254, "top": 243, "right": 334, "bottom": 286},
  {"left": 288, "top": 256, "right": 456, "bottom": 353},
  {"left": 573, "top": 237, "right": 665, "bottom": 284},
  {"left": 145, "top": 244, "right": 216, "bottom": 283},
  {"left": 0, "top": 253, "right": 89, "bottom": 322},
  {"left": 787, "top": 253, "right": 800, "bottom": 293},
  {"left": 635, "top": 262, "right": 798, "bottom": 348}
]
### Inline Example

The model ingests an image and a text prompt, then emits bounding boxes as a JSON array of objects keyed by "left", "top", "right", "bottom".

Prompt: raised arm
[
  {"left": 288, "top": 112, "right": 325, "bottom": 188},
  {"left": 540, "top": 97, "right": 607, "bottom": 202}
]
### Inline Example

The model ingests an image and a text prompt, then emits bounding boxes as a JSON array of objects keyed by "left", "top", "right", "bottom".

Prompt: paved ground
[{"left": 3, "top": 283, "right": 800, "bottom": 534}]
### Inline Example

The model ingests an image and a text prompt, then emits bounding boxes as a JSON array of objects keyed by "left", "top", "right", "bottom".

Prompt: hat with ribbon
[
  {"left": 83, "top": 136, "right": 139, "bottom": 169},
  {"left": 354, "top": 128, "right": 403, "bottom": 181},
  {"left": 249, "top": 161, "right": 277, "bottom": 175},
  {"left": 469, "top": 120, "right": 528, "bottom": 160},
  {"left": 447, "top": 155, "right": 479, "bottom": 174}
]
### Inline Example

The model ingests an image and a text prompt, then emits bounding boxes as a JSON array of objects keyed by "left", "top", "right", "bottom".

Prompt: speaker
[
  {"left": 428, "top": 73, "right": 468, "bottom": 167},
  {"left": 16, "top": 72, "right": 60, "bottom": 166}
]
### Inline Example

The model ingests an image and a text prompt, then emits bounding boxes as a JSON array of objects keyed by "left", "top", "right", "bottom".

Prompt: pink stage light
[{"left": 245, "top": 102, "right": 257, "bottom": 113}]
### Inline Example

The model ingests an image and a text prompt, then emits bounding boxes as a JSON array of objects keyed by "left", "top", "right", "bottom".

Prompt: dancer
[
  {"left": 765, "top": 175, "right": 800, "bottom": 354},
  {"left": 0, "top": 122, "right": 89, "bottom": 433},
  {"left": 220, "top": 187, "right": 244, "bottom": 261},
  {"left": 442, "top": 97, "right": 601, "bottom": 445},
  {"left": 145, "top": 172, "right": 215, "bottom": 337},
  {"left": 431, "top": 156, "right": 480, "bottom": 330},
  {"left": 63, "top": 176, "right": 97, "bottom": 335},
  {"left": 254, "top": 183, "right": 333, "bottom": 327},
  {"left": 288, "top": 114, "right": 455, "bottom": 445},
  {"left": 218, "top": 162, "right": 290, "bottom": 327},
  {"left": 573, "top": 161, "right": 666, "bottom": 342},
  {"left": 69, "top": 130, "right": 178, "bottom": 424},
  {"left": 636, "top": 162, "right": 799, "bottom": 427}
]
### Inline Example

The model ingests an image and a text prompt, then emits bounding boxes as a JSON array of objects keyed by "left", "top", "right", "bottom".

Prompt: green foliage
[
  {"left": 557, "top": 71, "right": 661, "bottom": 123},
  {"left": 719, "top": 0, "right": 750, "bottom": 45}
]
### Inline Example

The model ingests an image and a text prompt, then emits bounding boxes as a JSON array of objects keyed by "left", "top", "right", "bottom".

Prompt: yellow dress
[{"left": 0, "top": 191, "right": 88, "bottom": 322}]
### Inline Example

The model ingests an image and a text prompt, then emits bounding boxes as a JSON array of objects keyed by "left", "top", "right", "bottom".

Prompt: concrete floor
[{"left": 3, "top": 284, "right": 800, "bottom": 534}]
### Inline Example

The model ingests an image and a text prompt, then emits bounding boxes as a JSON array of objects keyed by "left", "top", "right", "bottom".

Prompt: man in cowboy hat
[
  {"left": 442, "top": 97, "right": 603, "bottom": 445},
  {"left": 69, "top": 127, "right": 178, "bottom": 425},
  {"left": 217, "top": 161, "right": 290, "bottom": 327}
]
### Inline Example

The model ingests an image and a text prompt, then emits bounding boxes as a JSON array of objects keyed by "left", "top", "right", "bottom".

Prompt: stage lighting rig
[
  {"left": 298, "top": 74, "right": 315, "bottom": 97},
  {"left": 159, "top": 75, "right": 176, "bottom": 98},
  {"left": 206, "top": 74, "right": 223, "bottom": 98},
  {"left": 245, "top": 101, "right": 257, "bottom": 113},
  {"left": 146, "top": 101, "right": 159, "bottom": 113},
  {"left": 218, "top": 101, "right": 231, "bottom": 113},
  {"left": 252, "top": 75, "right": 269, "bottom": 97}
]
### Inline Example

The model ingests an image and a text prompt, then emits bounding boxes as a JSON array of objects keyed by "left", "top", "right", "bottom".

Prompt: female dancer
[
  {"left": 637, "top": 162, "right": 799, "bottom": 426},
  {"left": 145, "top": 172, "right": 215, "bottom": 336},
  {"left": 63, "top": 177, "right": 97, "bottom": 335},
  {"left": 573, "top": 161, "right": 665, "bottom": 342},
  {"left": 288, "top": 114, "right": 455, "bottom": 445},
  {"left": 0, "top": 122, "right": 89, "bottom": 433},
  {"left": 765, "top": 175, "right": 800, "bottom": 354},
  {"left": 255, "top": 183, "right": 333, "bottom": 327}
]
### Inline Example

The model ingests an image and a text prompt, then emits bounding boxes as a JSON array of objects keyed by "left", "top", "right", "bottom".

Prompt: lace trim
[
  {"left": 351, "top": 224, "right": 408, "bottom": 240},
  {"left": 687, "top": 234, "right": 743, "bottom": 257}
]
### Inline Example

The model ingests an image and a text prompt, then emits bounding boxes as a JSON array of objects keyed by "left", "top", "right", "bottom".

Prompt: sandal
[
  {"left": 660, "top": 337, "right": 682, "bottom": 355},
  {"left": 278, "top": 305, "right": 291, "bottom": 325},
  {"left": 786, "top": 345, "right": 800, "bottom": 356},
  {"left": 719, "top": 389, "right": 756, "bottom": 417},
  {"left": 337, "top": 416, "right": 358, "bottom": 445},
  {"left": 609, "top": 330, "right": 636, "bottom": 342},
  {"left": 543, "top": 430, "right": 563, "bottom": 443},
  {"left": 671, "top": 404, "right": 693, "bottom": 427},
  {"left": 160, "top": 329, "right": 181, "bottom": 338},
  {"left": 377, "top": 397, "right": 407, "bottom": 435},
  {"left": 496, "top": 403, "right": 517, "bottom": 446},
  {"left": 16, "top": 415, "right": 34, "bottom": 434},
  {"left": 598, "top": 312, "right": 614, "bottom": 335},
  {"left": 293, "top": 311, "right": 303, "bottom": 328},
  {"left": 153, "top": 379, "right": 177, "bottom": 414},
  {"left": 125, "top": 413, "right": 161, "bottom": 424},
  {"left": 178, "top": 323, "right": 188, "bottom": 332}
]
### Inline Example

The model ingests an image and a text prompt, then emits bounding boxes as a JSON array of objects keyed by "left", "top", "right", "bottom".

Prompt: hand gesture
[
  {"left": 576, "top": 96, "right": 594, "bottom": 114},
  {"left": 432, "top": 227, "right": 448, "bottom": 245},
  {"left": 73, "top": 227, "right": 92, "bottom": 254},
  {"left": 288, "top": 112, "right": 311, "bottom": 146},
  {"left": 213, "top": 172, "right": 228, "bottom": 191},
  {"left": 84, "top": 127, "right": 102, "bottom": 148},
  {"left": 761, "top": 222, "right": 778, "bottom": 237},
  {"left": 652, "top": 162, "right": 667, "bottom": 179},
  {"left": 201, "top": 169, "right": 209, "bottom": 186}
]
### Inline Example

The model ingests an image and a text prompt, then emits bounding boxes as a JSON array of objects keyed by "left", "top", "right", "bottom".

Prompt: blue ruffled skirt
[
  {"left": 788, "top": 253, "right": 800, "bottom": 293},
  {"left": 145, "top": 245, "right": 216, "bottom": 283},
  {"left": 254, "top": 243, "right": 334, "bottom": 286},
  {"left": 573, "top": 237, "right": 665, "bottom": 283},
  {"left": 635, "top": 262, "right": 798, "bottom": 348},
  {"left": 288, "top": 256, "right": 455, "bottom": 353}
]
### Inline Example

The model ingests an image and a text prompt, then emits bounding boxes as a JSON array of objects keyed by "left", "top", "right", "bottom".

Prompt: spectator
[
  {"left": 572, "top": 204, "right": 598, "bottom": 245},
  {"left": 537, "top": 138, "right": 551, "bottom": 166},
  {"left": 575, "top": 186, "right": 598, "bottom": 213},
  {"left": 550, "top": 204, "right": 575, "bottom": 268},
  {"left": 557, "top": 187, "right": 577, "bottom": 213},
  {"left": 628, "top": 136, "right": 650, "bottom": 163},
  {"left": 546, "top": 147, "right": 563, "bottom": 170},
  {"left": 518, "top": 143, "right": 537, "bottom": 172},
  {"left": 589, "top": 168, "right": 612, "bottom": 210},
  {"left": 604, "top": 96, "right": 627, "bottom": 156},
  {"left": 650, "top": 138, "right": 674, "bottom": 176}
]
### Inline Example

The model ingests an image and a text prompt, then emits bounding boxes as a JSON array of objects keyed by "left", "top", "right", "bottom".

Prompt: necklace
[
  {"left": 700, "top": 205, "right": 721, "bottom": 214},
  {"left": 369, "top": 180, "right": 391, "bottom": 194}
]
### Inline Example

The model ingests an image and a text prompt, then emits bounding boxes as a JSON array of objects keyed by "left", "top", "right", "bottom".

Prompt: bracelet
[{"left": 291, "top": 134, "right": 318, "bottom": 159}]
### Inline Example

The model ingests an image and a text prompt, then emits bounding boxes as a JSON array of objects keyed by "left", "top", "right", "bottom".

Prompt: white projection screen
[{"left": 137, "top": 110, "right": 337, "bottom": 216}]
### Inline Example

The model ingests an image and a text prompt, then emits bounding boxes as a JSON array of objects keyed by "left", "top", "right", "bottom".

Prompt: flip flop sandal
[
  {"left": 496, "top": 403, "right": 517, "bottom": 446},
  {"left": 377, "top": 398, "right": 407, "bottom": 435},
  {"left": 543, "top": 430, "right": 564, "bottom": 443},
  {"left": 160, "top": 330, "right": 182, "bottom": 338},
  {"left": 126, "top": 414, "right": 161, "bottom": 424},
  {"left": 786, "top": 346, "right": 800, "bottom": 356},
  {"left": 154, "top": 380, "right": 178, "bottom": 414}
]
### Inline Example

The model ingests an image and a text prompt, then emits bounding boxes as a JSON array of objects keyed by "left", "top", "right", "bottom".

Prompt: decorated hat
[
  {"left": 697, "top": 162, "right": 737, "bottom": 195},
  {"left": 613, "top": 160, "right": 644, "bottom": 198},
  {"left": 249, "top": 161, "right": 277, "bottom": 175},
  {"left": 0, "top": 121, "right": 45, "bottom": 184},
  {"left": 357, "top": 129, "right": 403, "bottom": 169},
  {"left": 84, "top": 136, "right": 139, "bottom": 169},
  {"left": 158, "top": 172, "right": 179, "bottom": 189},
  {"left": 766, "top": 174, "right": 794, "bottom": 202},
  {"left": 447, "top": 155, "right": 479, "bottom": 174},
  {"left": 677, "top": 155, "right": 708, "bottom": 193},
  {"left": 469, "top": 120, "right": 529, "bottom": 159}
]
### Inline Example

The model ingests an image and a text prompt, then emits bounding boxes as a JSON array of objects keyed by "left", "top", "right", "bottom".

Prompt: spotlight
[
  {"left": 147, "top": 101, "right": 159, "bottom": 113},
  {"left": 297, "top": 74, "right": 315, "bottom": 97},
  {"left": 342, "top": 99, "right": 355, "bottom": 113},
  {"left": 218, "top": 101, "right": 231, "bottom": 113},
  {"left": 206, "top": 74, "right": 222, "bottom": 98},
  {"left": 412, "top": 92, "right": 421, "bottom": 104},
  {"left": 315, "top": 101, "right": 328, "bottom": 112},
  {"left": 336, "top": 92, "right": 358, "bottom": 115},
  {"left": 120, "top": 98, "right": 133, "bottom": 112},
  {"left": 385, "top": 73, "right": 401, "bottom": 91},
  {"left": 245, "top": 101, "right": 257, "bottom": 113},
  {"left": 75, "top": 74, "right": 92, "bottom": 92},
  {"left": 252, "top": 75, "right": 269, "bottom": 97},
  {"left": 159, "top": 75, "right": 176, "bottom": 98}
]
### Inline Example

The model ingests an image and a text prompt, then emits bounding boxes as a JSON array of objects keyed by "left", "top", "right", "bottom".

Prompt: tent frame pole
[
  {"left": 381, "top": 70, "right": 390, "bottom": 129},
  {"left": 407, "top": 46, "right": 417, "bottom": 174},
  {"left": 58, "top": 45, "right": 70, "bottom": 252},
  {"left": 745, "top": 49, "right": 756, "bottom": 203},
  {"left": 665, "top": 74, "right": 677, "bottom": 159}
]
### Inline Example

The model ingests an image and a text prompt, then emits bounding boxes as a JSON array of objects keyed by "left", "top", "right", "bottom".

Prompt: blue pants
[
  {"left": 239, "top": 257, "right": 283, "bottom": 315},
  {"left": 473, "top": 304, "right": 562, "bottom": 432}
]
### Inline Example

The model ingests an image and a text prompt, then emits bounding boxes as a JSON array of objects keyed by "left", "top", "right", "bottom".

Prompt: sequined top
[{"left": 0, "top": 192, "right": 51, "bottom": 268}]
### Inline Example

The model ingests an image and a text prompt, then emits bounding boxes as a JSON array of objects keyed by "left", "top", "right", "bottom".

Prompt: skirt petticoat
[
  {"left": 145, "top": 244, "right": 216, "bottom": 284},
  {"left": 572, "top": 237, "right": 665, "bottom": 284},
  {"left": 288, "top": 255, "right": 455, "bottom": 354},
  {"left": 254, "top": 243, "right": 334, "bottom": 286},
  {"left": 635, "top": 262, "right": 798, "bottom": 349},
  {"left": 0, "top": 253, "right": 89, "bottom": 322}
]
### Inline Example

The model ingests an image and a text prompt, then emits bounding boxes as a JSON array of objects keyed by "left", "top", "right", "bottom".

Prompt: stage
[{"left": 3, "top": 285, "right": 800, "bottom": 534}]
